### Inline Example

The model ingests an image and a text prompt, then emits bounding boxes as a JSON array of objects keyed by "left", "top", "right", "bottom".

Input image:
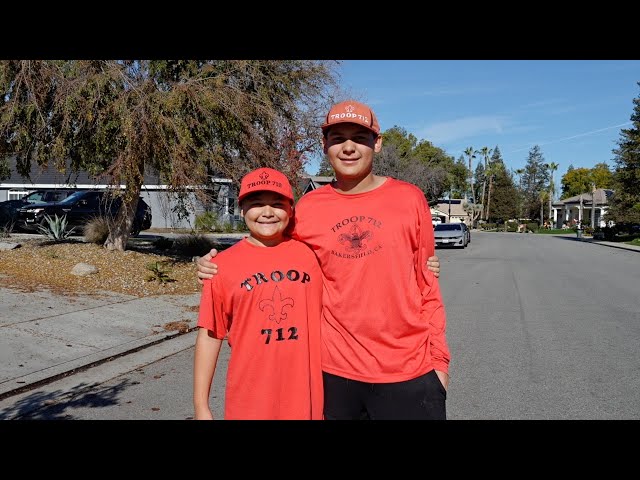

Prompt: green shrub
[
  {"left": 145, "top": 261, "right": 175, "bottom": 283},
  {"left": 84, "top": 216, "right": 111, "bottom": 244},
  {"left": 235, "top": 218, "right": 249, "bottom": 232},
  {"left": 37, "top": 214, "right": 76, "bottom": 241},
  {"left": 505, "top": 221, "right": 519, "bottom": 232},
  {"left": 195, "top": 211, "right": 219, "bottom": 232}
]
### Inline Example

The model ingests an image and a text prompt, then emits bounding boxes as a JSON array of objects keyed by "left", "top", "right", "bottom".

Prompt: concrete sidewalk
[
  {"left": 581, "top": 237, "right": 640, "bottom": 252},
  {"left": 0, "top": 284, "right": 200, "bottom": 400}
]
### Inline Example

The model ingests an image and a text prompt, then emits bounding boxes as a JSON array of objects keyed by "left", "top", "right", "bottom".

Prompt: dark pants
[{"left": 322, "top": 369, "right": 447, "bottom": 420}]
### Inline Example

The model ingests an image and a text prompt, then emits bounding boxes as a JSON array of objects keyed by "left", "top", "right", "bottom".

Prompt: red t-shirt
[
  {"left": 197, "top": 238, "right": 323, "bottom": 419},
  {"left": 294, "top": 177, "right": 450, "bottom": 383}
]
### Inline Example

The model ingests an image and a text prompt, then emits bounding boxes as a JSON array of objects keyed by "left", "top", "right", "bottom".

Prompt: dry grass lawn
[{"left": 0, "top": 236, "right": 213, "bottom": 297}]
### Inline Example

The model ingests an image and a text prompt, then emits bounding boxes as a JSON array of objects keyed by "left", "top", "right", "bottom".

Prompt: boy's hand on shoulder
[{"left": 197, "top": 248, "right": 219, "bottom": 284}]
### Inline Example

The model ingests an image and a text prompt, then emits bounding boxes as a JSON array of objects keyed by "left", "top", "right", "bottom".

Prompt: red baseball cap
[
  {"left": 321, "top": 100, "right": 380, "bottom": 135},
  {"left": 238, "top": 167, "right": 294, "bottom": 204}
]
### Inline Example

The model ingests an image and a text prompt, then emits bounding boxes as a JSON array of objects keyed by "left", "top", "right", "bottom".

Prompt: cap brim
[{"left": 321, "top": 120, "right": 379, "bottom": 134}]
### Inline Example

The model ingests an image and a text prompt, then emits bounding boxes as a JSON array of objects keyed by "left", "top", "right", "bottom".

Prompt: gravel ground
[{"left": 0, "top": 236, "right": 207, "bottom": 296}]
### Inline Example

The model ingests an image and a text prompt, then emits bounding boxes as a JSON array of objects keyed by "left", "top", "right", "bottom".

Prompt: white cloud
[
  {"left": 418, "top": 115, "right": 510, "bottom": 145},
  {"left": 508, "top": 122, "right": 632, "bottom": 154}
]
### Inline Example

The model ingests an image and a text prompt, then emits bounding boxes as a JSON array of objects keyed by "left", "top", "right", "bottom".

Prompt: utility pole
[
  {"left": 591, "top": 183, "right": 596, "bottom": 228},
  {"left": 579, "top": 193, "right": 583, "bottom": 226}
]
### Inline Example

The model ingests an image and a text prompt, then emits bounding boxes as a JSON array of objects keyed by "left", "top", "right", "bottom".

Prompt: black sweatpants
[{"left": 322, "top": 369, "right": 447, "bottom": 420}]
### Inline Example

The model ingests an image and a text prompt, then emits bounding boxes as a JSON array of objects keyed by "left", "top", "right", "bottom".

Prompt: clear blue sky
[{"left": 307, "top": 60, "right": 640, "bottom": 190}]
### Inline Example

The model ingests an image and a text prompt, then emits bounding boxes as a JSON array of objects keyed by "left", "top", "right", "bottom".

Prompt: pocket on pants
[{"left": 428, "top": 369, "right": 447, "bottom": 398}]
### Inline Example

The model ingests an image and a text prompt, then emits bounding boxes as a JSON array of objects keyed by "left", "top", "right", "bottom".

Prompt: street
[{"left": 2, "top": 231, "right": 639, "bottom": 419}]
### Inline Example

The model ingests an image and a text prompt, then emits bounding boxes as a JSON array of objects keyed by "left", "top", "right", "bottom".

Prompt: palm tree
[
  {"left": 547, "top": 162, "right": 559, "bottom": 227},
  {"left": 539, "top": 190, "right": 549, "bottom": 226},
  {"left": 463, "top": 146, "right": 477, "bottom": 202}
]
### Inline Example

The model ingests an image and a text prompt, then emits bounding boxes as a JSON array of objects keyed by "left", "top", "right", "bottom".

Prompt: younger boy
[{"left": 193, "top": 167, "right": 323, "bottom": 420}]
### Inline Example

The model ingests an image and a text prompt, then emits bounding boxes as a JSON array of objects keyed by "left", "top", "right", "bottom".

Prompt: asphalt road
[{"left": 3, "top": 231, "right": 639, "bottom": 420}]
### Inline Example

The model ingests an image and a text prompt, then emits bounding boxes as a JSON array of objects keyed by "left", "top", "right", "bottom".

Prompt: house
[
  {"left": 432, "top": 199, "right": 472, "bottom": 225},
  {"left": 0, "top": 156, "right": 236, "bottom": 230},
  {"left": 551, "top": 188, "right": 614, "bottom": 228},
  {"left": 298, "top": 174, "right": 334, "bottom": 195}
]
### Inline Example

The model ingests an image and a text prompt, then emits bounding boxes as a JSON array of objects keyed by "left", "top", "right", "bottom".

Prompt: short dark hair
[
  {"left": 322, "top": 124, "right": 379, "bottom": 141},
  {"left": 239, "top": 191, "right": 293, "bottom": 208}
]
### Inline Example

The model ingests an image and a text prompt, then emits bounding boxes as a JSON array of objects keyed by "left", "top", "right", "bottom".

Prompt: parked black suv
[
  {"left": 0, "top": 189, "right": 77, "bottom": 231},
  {"left": 17, "top": 190, "right": 152, "bottom": 236}
]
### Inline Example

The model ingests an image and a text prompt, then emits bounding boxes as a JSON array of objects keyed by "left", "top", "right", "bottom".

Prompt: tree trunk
[
  {"left": 548, "top": 172, "right": 554, "bottom": 227},
  {"left": 469, "top": 160, "right": 475, "bottom": 205},
  {"left": 486, "top": 176, "right": 493, "bottom": 221},
  {"left": 104, "top": 159, "right": 144, "bottom": 251},
  {"left": 480, "top": 180, "right": 486, "bottom": 221}
]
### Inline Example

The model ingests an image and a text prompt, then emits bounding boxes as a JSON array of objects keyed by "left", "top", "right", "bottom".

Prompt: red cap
[
  {"left": 321, "top": 100, "right": 380, "bottom": 135},
  {"left": 238, "top": 167, "right": 294, "bottom": 204}
]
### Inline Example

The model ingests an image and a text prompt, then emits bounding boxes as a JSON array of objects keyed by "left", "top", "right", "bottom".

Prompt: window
[
  {"left": 7, "top": 190, "right": 32, "bottom": 200},
  {"left": 227, "top": 197, "right": 236, "bottom": 215}
]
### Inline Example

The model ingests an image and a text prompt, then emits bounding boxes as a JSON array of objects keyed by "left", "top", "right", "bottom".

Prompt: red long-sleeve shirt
[
  {"left": 197, "top": 238, "right": 324, "bottom": 419},
  {"left": 294, "top": 177, "right": 450, "bottom": 383}
]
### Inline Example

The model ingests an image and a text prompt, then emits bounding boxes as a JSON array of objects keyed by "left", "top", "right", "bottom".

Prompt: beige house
[{"left": 432, "top": 199, "right": 472, "bottom": 225}]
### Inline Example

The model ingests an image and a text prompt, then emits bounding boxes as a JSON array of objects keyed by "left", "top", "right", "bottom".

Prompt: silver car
[{"left": 433, "top": 223, "right": 470, "bottom": 248}]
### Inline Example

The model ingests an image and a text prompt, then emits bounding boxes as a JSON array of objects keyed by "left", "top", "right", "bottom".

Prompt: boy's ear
[{"left": 374, "top": 134, "right": 383, "bottom": 153}]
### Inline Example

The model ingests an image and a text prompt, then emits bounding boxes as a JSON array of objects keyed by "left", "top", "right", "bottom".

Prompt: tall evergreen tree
[
  {"left": 607, "top": 82, "right": 640, "bottom": 224},
  {"left": 485, "top": 146, "right": 505, "bottom": 221},
  {"left": 521, "top": 145, "right": 550, "bottom": 221},
  {"left": 488, "top": 163, "right": 518, "bottom": 222},
  {"left": 449, "top": 155, "right": 470, "bottom": 198}
]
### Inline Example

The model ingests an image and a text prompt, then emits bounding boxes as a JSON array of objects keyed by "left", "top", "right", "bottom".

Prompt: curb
[
  {"left": 581, "top": 239, "right": 640, "bottom": 252},
  {"left": 0, "top": 330, "right": 198, "bottom": 419},
  {"left": 0, "top": 326, "right": 197, "bottom": 401}
]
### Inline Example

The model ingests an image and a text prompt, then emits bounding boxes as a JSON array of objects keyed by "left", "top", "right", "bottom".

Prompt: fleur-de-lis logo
[
  {"left": 345, "top": 104, "right": 355, "bottom": 113},
  {"left": 338, "top": 223, "right": 372, "bottom": 252},
  {"left": 259, "top": 171, "right": 269, "bottom": 181},
  {"left": 259, "top": 285, "right": 294, "bottom": 324}
]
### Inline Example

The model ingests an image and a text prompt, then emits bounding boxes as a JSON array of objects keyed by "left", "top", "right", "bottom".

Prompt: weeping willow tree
[{"left": 0, "top": 60, "right": 339, "bottom": 250}]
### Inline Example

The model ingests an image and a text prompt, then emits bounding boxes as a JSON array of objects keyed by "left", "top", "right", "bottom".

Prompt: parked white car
[{"left": 433, "top": 223, "right": 470, "bottom": 248}]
